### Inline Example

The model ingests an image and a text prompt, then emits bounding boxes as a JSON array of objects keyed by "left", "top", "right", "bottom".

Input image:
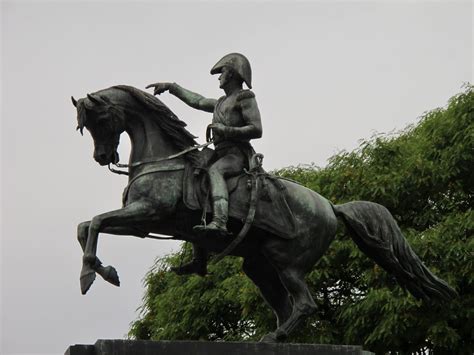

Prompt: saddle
[{"left": 183, "top": 148, "right": 297, "bottom": 239}]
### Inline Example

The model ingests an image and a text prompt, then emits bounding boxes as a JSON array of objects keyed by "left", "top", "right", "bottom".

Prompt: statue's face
[{"left": 218, "top": 66, "right": 234, "bottom": 89}]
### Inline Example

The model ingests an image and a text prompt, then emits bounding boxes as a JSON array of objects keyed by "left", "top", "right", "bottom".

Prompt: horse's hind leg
[
  {"left": 270, "top": 267, "right": 317, "bottom": 340},
  {"left": 261, "top": 235, "right": 333, "bottom": 342},
  {"left": 242, "top": 256, "right": 293, "bottom": 329}
]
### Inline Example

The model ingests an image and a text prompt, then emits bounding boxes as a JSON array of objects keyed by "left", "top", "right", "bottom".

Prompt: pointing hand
[{"left": 146, "top": 82, "right": 172, "bottom": 96}]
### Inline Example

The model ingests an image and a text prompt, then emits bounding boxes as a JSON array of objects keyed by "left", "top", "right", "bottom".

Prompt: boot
[{"left": 193, "top": 197, "right": 230, "bottom": 236}]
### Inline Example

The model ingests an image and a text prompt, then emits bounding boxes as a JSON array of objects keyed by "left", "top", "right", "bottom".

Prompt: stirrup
[{"left": 193, "top": 221, "right": 231, "bottom": 237}]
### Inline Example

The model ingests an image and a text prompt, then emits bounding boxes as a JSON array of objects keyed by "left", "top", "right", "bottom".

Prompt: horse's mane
[
  {"left": 106, "top": 85, "right": 202, "bottom": 166},
  {"left": 112, "top": 85, "right": 198, "bottom": 150}
]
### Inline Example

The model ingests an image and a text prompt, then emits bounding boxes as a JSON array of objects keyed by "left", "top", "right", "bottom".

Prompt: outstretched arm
[{"left": 146, "top": 82, "right": 216, "bottom": 113}]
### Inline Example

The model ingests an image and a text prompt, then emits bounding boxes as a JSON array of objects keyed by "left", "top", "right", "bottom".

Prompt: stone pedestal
[{"left": 65, "top": 339, "right": 374, "bottom": 355}]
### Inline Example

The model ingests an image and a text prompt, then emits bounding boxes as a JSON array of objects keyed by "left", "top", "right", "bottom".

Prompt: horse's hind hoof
[
  {"left": 260, "top": 332, "right": 277, "bottom": 343},
  {"left": 260, "top": 330, "right": 287, "bottom": 343},
  {"left": 80, "top": 268, "right": 96, "bottom": 295}
]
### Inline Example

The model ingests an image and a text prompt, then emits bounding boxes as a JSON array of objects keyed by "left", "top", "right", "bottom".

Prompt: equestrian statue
[{"left": 72, "top": 53, "right": 456, "bottom": 342}]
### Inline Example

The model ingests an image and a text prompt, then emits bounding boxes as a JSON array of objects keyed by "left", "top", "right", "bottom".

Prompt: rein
[
  {"left": 106, "top": 137, "right": 264, "bottom": 261},
  {"left": 108, "top": 141, "right": 213, "bottom": 176}
]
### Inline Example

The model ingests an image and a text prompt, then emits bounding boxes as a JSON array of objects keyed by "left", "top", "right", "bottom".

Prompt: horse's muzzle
[
  {"left": 94, "top": 149, "right": 119, "bottom": 166},
  {"left": 94, "top": 153, "right": 111, "bottom": 166},
  {"left": 94, "top": 145, "right": 119, "bottom": 166}
]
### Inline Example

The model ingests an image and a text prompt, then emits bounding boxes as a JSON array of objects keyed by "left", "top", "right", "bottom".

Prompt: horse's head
[{"left": 72, "top": 92, "right": 126, "bottom": 166}]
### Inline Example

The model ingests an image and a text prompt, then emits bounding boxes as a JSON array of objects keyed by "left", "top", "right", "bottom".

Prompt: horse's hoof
[
  {"left": 260, "top": 332, "right": 278, "bottom": 343},
  {"left": 260, "top": 329, "right": 287, "bottom": 343},
  {"left": 80, "top": 267, "right": 96, "bottom": 295},
  {"left": 102, "top": 265, "right": 120, "bottom": 287}
]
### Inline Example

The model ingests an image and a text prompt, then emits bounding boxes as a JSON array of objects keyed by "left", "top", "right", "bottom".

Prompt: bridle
[{"left": 107, "top": 140, "right": 214, "bottom": 176}]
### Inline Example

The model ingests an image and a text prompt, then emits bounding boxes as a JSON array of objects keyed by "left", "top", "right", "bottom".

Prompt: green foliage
[
  {"left": 130, "top": 86, "right": 474, "bottom": 354},
  {"left": 129, "top": 249, "right": 270, "bottom": 341}
]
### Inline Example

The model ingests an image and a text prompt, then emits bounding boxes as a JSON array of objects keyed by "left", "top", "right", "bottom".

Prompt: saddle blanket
[{"left": 183, "top": 162, "right": 298, "bottom": 239}]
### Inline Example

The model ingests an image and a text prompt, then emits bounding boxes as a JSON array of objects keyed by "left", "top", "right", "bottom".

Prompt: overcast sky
[{"left": 1, "top": 1, "right": 472, "bottom": 354}]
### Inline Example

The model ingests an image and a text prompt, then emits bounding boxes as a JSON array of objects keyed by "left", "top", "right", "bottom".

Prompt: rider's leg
[
  {"left": 207, "top": 166, "right": 228, "bottom": 231},
  {"left": 195, "top": 153, "right": 245, "bottom": 233}
]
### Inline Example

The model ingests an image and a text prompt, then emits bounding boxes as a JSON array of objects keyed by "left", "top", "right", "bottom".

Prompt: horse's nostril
[{"left": 94, "top": 153, "right": 108, "bottom": 162}]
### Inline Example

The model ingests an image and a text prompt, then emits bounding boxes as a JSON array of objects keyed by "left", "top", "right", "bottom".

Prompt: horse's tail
[{"left": 331, "top": 201, "right": 457, "bottom": 301}]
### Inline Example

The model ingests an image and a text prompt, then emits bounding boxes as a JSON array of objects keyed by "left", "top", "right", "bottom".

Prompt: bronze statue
[
  {"left": 72, "top": 53, "right": 456, "bottom": 343},
  {"left": 147, "top": 53, "right": 262, "bottom": 236},
  {"left": 146, "top": 53, "right": 262, "bottom": 275}
]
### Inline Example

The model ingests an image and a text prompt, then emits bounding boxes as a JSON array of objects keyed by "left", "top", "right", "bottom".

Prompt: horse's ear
[
  {"left": 76, "top": 101, "right": 87, "bottom": 135},
  {"left": 71, "top": 96, "right": 78, "bottom": 107},
  {"left": 87, "top": 93, "right": 106, "bottom": 105}
]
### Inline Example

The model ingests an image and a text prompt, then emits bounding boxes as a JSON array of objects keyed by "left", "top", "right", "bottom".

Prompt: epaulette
[{"left": 237, "top": 90, "right": 255, "bottom": 101}]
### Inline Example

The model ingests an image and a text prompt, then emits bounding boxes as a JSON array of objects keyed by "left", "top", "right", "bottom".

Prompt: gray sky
[{"left": 1, "top": 1, "right": 472, "bottom": 354}]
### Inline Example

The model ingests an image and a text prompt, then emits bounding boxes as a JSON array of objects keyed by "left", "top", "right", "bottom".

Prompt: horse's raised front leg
[
  {"left": 78, "top": 221, "right": 147, "bottom": 288},
  {"left": 80, "top": 201, "right": 155, "bottom": 294}
]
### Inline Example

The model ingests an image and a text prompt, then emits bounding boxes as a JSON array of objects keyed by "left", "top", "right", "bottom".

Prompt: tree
[{"left": 129, "top": 85, "right": 473, "bottom": 354}]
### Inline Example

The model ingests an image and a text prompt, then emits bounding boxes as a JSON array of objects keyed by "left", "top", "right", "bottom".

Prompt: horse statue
[{"left": 72, "top": 85, "right": 456, "bottom": 342}]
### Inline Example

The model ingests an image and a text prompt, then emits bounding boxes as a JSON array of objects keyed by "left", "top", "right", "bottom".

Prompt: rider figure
[{"left": 147, "top": 53, "right": 262, "bottom": 238}]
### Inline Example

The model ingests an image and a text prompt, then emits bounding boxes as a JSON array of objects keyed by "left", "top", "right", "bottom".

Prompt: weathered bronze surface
[
  {"left": 72, "top": 54, "right": 456, "bottom": 343},
  {"left": 147, "top": 53, "right": 261, "bottom": 239}
]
